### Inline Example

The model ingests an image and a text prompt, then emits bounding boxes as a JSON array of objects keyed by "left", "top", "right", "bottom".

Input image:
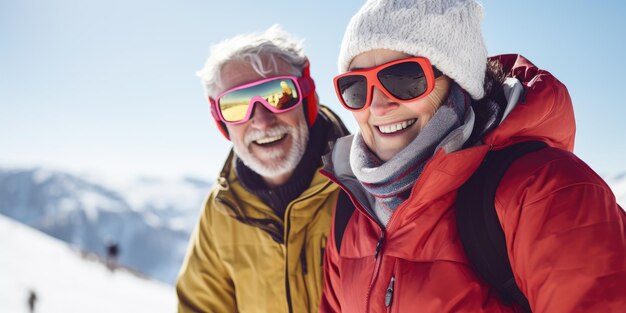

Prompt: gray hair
[{"left": 198, "top": 25, "right": 308, "bottom": 98}]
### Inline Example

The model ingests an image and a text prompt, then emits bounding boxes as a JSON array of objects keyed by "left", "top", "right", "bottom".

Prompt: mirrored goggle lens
[
  {"left": 337, "top": 75, "right": 367, "bottom": 110},
  {"left": 218, "top": 78, "right": 300, "bottom": 122},
  {"left": 377, "top": 61, "right": 427, "bottom": 100}
]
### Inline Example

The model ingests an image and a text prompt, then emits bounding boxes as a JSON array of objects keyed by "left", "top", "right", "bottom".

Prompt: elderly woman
[{"left": 320, "top": 0, "right": 626, "bottom": 312}]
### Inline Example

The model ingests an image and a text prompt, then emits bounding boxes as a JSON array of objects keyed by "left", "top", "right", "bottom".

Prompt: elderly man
[{"left": 176, "top": 25, "right": 349, "bottom": 313}]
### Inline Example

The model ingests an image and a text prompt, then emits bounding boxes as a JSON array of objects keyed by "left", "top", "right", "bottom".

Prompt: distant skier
[
  {"left": 105, "top": 240, "right": 120, "bottom": 271},
  {"left": 27, "top": 289, "right": 37, "bottom": 313}
]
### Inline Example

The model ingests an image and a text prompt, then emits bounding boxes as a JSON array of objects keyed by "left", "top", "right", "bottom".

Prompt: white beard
[{"left": 233, "top": 119, "right": 309, "bottom": 178}]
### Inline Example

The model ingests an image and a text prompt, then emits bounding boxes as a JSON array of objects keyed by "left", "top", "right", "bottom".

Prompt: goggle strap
[
  {"left": 298, "top": 76, "right": 315, "bottom": 97},
  {"left": 208, "top": 97, "right": 221, "bottom": 120},
  {"left": 300, "top": 64, "right": 314, "bottom": 97}
]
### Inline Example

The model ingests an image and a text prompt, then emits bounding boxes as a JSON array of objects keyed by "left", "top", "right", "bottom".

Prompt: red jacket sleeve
[
  {"left": 320, "top": 206, "right": 343, "bottom": 313},
  {"left": 498, "top": 147, "right": 626, "bottom": 312}
]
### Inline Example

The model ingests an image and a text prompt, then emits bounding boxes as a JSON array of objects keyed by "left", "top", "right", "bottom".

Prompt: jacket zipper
[
  {"left": 320, "top": 170, "right": 388, "bottom": 312},
  {"left": 374, "top": 231, "right": 385, "bottom": 259},
  {"left": 371, "top": 231, "right": 386, "bottom": 287},
  {"left": 221, "top": 192, "right": 294, "bottom": 311},
  {"left": 368, "top": 230, "right": 386, "bottom": 311},
  {"left": 284, "top": 206, "right": 294, "bottom": 313},
  {"left": 385, "top": 276, "right": 395, "bottom": 312},
  {"left": 215, "top": 155, "right": 338, "bottom": 313},
  {"left": 282, "top": 182, "right": 334, "bottom": 313}
]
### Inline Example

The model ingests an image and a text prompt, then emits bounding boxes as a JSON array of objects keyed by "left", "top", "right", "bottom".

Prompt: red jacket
[{"left": 320, "top": 55, "right": 626, "bottom": 313}]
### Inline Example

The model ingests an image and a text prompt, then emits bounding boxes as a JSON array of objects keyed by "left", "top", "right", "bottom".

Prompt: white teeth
[
  {"left": 378, "top": 119, "right": 416, "bottom": 134},
  {"left": 255, "top": 134, "right": 285, "bottom": 145}
]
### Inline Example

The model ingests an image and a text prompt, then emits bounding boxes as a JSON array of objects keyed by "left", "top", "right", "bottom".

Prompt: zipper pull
[
  {"left": 385, "top": 276, "right": 395, "bottom": 307},
  {"left": 374, "top": 231, "right": 385, "bottom": 259}
]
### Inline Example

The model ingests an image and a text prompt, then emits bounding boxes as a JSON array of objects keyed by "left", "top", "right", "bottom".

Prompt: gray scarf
[{"left": 350, "top": 84, "right": 473, "bottom": 226}]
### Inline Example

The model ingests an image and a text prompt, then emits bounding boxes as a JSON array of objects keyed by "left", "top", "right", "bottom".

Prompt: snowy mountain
[
  {"left": 0, "top": 168, "right": 210, "bottom": 285},
  {"left": 0, "top": 214, "right": 176, "bottom": 313}
]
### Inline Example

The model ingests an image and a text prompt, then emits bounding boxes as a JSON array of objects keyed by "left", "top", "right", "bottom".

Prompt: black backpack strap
[
  {"left": 334, "top": 190, "right": 356, "bottom": 252},
  {"left": 456, "top": 141, "right": 547, "bottom": 313}
]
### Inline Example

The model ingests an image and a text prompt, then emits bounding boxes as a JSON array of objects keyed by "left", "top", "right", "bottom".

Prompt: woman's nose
[{"left": 369, "top": 86, "right": 399, "bottom": 116}]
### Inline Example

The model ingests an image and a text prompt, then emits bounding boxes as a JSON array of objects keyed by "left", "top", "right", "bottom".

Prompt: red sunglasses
[{"left": 333, "top": 56, "right": 442, "bottom": 111}]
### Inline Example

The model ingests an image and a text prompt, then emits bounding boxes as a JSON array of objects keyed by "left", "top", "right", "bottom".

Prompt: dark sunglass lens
[
  {"left": 337, "top": 75, "right": 367, "bottom": 109},
  {"left": 378, "top": 62, "right": 428, "bottom": 100}
]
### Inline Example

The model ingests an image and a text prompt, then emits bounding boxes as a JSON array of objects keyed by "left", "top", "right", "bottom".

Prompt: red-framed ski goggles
[
  {"left": 333, "top": 56, "right": 443, "bottom": 111},
  {"left": 210, "top": 73, "right": 315, "bottom": 125}
]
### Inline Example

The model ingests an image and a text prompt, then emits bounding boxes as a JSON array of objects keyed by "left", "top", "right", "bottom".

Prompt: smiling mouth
[
  {"left": 254, "top": 134, "right": 287, "bottom": 146},
  {"left": 376, "top": 119, "right": 416, "bottom": 134}
]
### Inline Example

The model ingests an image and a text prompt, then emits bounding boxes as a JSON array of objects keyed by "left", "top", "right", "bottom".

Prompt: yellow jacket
[{"left": 177, "top": 107, "right": 348, "bottom": 313}]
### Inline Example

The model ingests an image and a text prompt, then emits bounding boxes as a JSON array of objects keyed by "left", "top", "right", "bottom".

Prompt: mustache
[{"left": 244, "top": 125, "right": 291, "bottom": 146}]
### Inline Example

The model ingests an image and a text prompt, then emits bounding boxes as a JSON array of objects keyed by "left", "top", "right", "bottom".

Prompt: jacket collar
[{"left": 213, "top": 105, "right": 348, "bottom": 222}]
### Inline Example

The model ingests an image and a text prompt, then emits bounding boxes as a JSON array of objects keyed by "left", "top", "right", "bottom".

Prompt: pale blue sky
[{"left": 1, "top": 0, "right": 625, "bottom": 181}]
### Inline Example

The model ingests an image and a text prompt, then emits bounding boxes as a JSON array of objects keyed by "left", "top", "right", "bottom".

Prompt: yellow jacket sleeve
[{"left": 176, "top": 197, "right": 236, "bottom": 312}]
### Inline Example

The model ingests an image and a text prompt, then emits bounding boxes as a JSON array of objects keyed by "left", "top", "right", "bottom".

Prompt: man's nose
[{"left": 250, "top": 102, "right": 277, "bottom": 130}]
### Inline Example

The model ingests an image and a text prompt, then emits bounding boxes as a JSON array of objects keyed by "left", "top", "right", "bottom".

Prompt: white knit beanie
[{"left": 338, "top": 0, "right": 488, "bottom": 99}]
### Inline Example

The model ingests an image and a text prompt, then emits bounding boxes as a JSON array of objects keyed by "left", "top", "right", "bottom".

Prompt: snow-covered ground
[
  {"left": 0, "top": 168, "right": 209, "bottom": 284},
  {"left": 0, "top": 214, "right": 176, "bottom": 313}
]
